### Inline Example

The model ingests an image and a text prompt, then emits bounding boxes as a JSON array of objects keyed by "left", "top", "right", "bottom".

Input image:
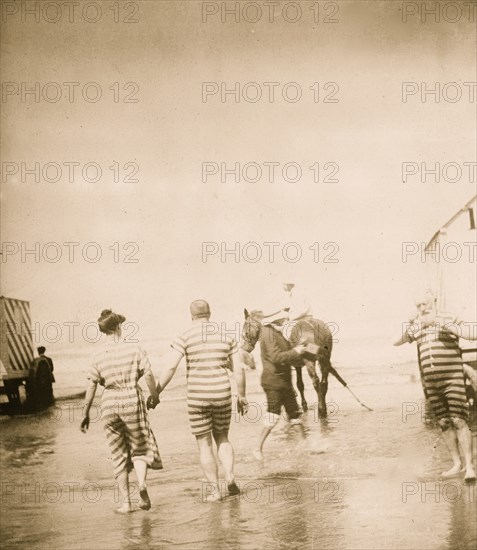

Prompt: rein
[{"left": 241, "top": 316, "right": 262, "bottom": 352}]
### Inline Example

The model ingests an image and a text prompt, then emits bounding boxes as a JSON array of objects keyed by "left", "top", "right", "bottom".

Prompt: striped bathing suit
[
  {"left": 171, "top": 323, "right": 237, "bottom": 437},
  {"left": 88, "top": 342, "right": 163, "bottom": 478},
  {"left": 407, "top": 323, "right": 468, "bottom": 421}
]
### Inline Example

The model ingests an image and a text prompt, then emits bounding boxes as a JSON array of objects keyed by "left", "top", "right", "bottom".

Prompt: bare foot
[
  {"left": 464, "top": 466, "right": 476, "bottom": 483},
  {"left": 441, "top": 464, "right": 462, "bottom": 478},
  {"left": 205, "top": 492, "right": 222, "bottom": 503},
  {"left": 252, "top": 449, "right": 264, "bottom": 461},
  {"left": 203, "top": 483, "right": 221, "bottom": 503},
  {"left": 114, "top": 503, "right": 136, "bottom": 514}
]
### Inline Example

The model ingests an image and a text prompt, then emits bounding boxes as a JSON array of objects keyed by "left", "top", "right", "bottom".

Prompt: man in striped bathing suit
[
  {"left": 395, "top": 290, "right": 476, "bottom": 482},
  {"left": 155, "top": 300, "right": 248, "bottom": 501}
]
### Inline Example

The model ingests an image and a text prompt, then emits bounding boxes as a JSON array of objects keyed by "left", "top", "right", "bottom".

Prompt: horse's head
[{"left": 241, "top": 308, "right": 263, "bottom": 352}]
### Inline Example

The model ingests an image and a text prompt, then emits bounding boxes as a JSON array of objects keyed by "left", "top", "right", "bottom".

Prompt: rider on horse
[{"left": 282, "top": 281, "right": 312, "bottom": 323}]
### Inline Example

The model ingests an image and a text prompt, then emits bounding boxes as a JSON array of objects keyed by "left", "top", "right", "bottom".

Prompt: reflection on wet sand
[
  {"left": 121, "top": 515, "right": 153, "bottom": 550},
  {"left": 1, "top": 380, "right": 476, "bottom": 549},
  {"left": 205, "top": 498, "right": 241, "bottom": 550},
  {"left": 446, "top": 487, "right": 477, "bottom": 550}
]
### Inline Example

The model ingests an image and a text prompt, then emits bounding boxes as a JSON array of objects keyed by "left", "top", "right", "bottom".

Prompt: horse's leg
[
  {"left": 295, "top": 366, "right": 308, "bottom": 413},
  {"left": 316, "top": 354, "right": 331, "bottom": 418},
  {"left": 303, "top": 359, "right": 320, "bottom": 411}
]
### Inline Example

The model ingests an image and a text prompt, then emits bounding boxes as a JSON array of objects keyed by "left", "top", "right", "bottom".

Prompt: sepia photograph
[{"left": 0, "top": 1, "right": 476, "bottom": 548}]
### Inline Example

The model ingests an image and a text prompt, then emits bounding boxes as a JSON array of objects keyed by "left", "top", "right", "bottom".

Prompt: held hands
[
  {"left": 237, "top": 396, "right": 249, "bottom": 416},
  {"left": 146, "top": 394, "right": 160, "bottom": 410},
  {"left": 80, "top": 416, "right": 90, "bottom": 433}
]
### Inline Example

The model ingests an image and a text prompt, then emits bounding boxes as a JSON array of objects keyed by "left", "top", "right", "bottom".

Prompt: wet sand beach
[{"left": 1, "top": 369, "right": 476, "bottom": 550}]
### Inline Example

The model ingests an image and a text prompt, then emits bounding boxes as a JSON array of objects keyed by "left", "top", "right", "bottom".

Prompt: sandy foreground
[{"left": 1, "top": 372, "right": 476, "bottom": 550}]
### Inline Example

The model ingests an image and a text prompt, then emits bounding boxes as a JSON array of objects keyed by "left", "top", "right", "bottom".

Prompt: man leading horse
[{"left": 241, "top": 280, "right": 334, "bottom": 418}]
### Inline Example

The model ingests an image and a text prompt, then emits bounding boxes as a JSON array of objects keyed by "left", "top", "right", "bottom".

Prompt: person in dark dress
[
  {"left": 27, "top": 346, "right": 55, "bottom": 409},
  {"left": 37, "top": 346, "right": 55, "bottom": 383}
]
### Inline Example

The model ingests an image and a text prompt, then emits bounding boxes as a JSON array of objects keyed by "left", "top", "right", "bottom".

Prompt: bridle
[{"left": 241, "top": 312, "right": 262, "bottom": 353}]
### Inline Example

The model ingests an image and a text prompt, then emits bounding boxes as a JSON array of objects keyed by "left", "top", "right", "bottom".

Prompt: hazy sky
[{"left": 1, "top": 1, "right": 476, "bottom": 343}]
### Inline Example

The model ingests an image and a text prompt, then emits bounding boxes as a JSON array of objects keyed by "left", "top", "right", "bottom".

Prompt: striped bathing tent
[
  {"left": 0, "top": 297, "right": 33, "bottom": 380},
  {"left": 423, "top": 195, "right": 477, "bottom": 395}
]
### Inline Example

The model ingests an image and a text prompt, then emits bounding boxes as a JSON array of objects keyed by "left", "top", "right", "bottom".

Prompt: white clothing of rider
[{"left": 282, "top": 283, "right": 312, "bottom": 341}]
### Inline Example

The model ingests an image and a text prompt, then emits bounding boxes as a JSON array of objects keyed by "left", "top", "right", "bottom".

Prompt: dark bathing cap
[
  {"left": 190, "top": 300, "right": 211, "bottom": 318},
  {"left": 98, "top": 309, "right": 126, "bottom": 333}
]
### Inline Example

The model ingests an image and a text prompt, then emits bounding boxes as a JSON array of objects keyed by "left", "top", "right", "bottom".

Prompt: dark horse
[{"left": 241, "top": 309, "right": 333, "bottom": 418}]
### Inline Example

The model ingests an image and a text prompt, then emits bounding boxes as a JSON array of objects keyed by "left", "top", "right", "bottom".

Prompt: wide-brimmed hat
[{"left": 261, "top": 310, "right": 288, "bottom": 325}]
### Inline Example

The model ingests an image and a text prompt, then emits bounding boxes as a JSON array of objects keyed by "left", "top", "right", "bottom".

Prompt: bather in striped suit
[
  {"left": 171, "top": 323, "right": 237, "bottom": 437},
  {"left": 88, "top": 342, "right": 163, "bottom": 477},
  {"left": 406, "top": 323, "right": 468, "bottom": 421}
]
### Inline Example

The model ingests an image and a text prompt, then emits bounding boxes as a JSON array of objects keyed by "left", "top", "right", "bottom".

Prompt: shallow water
[
  {"left": 45, "top": 334, "right": 418, "bottom": 399},
  {"left": 1, "top": 375, "right": 476, "bottom": 550}
]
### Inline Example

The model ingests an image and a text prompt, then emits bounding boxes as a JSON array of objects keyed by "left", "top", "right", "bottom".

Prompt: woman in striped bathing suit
[
  {"left": 81, "top": 310, "right": 162, "bottom": 513},
  {"left": 395, "top": 290, "right": 476, "bottom": 482}
]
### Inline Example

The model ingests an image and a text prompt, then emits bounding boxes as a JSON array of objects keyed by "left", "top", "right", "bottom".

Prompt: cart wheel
[{"left": 3, "top": 380, "right": 22, "bottom": 414}]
